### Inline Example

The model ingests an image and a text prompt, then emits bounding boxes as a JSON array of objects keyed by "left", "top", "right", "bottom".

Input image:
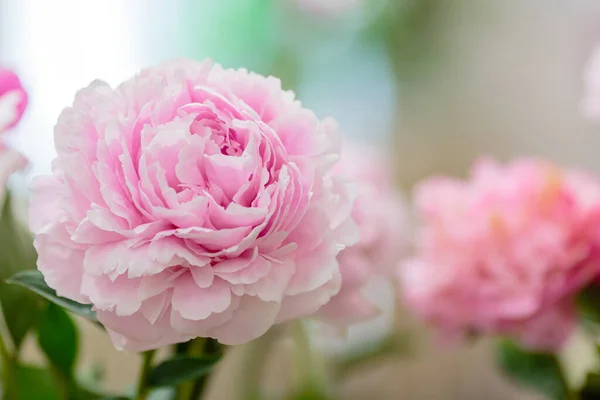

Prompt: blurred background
[{"left": 2, "top": 0, "right": 600, "bottom": 398}]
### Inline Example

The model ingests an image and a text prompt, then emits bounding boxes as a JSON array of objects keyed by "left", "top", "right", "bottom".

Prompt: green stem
[
  {"left": 290, "top": 320, "right": 329, "bottom": 400},
  {"left": 239, "top": 327, "right": 280, "bottom": 400},
  {"left": 0, "top": 332, "right": 16, "bottom": 399},
  {"left": 177, "top": 338, "right": 206, "bottom": 400},
  {"left": 555, "top": 353, "right": 580, "bottom": 400},
  {"left": 292, "top": 321, "right": 312, "bottom": 386},
  {"left": 134, "top": 350, "right": 156, "bottom": 400},
  {"left": 0, "top": 301, "right": 16, "bottom": 399}
]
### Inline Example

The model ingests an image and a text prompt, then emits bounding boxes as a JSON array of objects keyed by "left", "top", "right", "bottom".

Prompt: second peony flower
[
  {"left": 399, "top": 158, "right": 600, "bottom": 351},
  {"left": 30, "top": 59, "right": 358, "bottom": 351}
]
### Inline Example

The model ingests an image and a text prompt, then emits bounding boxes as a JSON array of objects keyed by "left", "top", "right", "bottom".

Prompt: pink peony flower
[
  {"left": 316, "top": 143, "right": 406, "bottom": 326},
  {"left": 399, "top": 158, "right": 600, "bottom": 350},
  {"left": 0, "top": 68, "right": 28, "bottom": 132},
  {"left": 30, "top": 58, "right": 358, "bottom": 351}
]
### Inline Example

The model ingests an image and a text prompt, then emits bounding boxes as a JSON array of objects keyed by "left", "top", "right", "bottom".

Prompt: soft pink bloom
[
  {"left": 0, "top": 68, "right": 28, "bottom": 131},
  {"left": 399, "top": 158, "right": 600, "bottom": 350},
  {"left": 29, "top": 58, "right": 358, "bottom": 351},
  {"left": 316, "top": 143, "right": 406, "bottom": 326}
]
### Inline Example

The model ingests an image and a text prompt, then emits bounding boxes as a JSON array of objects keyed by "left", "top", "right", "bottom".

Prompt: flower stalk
[
  {"left": 134, "top": 349, "right": 156, "bottom": 400},
  {"left": 0, "top": 332, "right": 16, "bottom": 400},
  {"left": 239, "top": 327, "right": 281, "bottom": 400},
  {"left": 177, "top": 338, "right": 206, "bottom": 400},
  {"left": 0, "top": 304, "right": 16, "bottom": 399},
  {"left": 291, "top": 320, "right": 329, "bottom": 400}
]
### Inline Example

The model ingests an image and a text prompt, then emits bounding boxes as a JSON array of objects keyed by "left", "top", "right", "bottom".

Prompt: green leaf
[
  {"left": 14, "top": 364, "right": 62, "bottom": 400},
  {"left": 0, "top": 284, "right": 42, "bottom": 351},
  {"left": 0, "top": 193, "right": 38, "bottom": 281},
  {"left": 38, "top": 302, "right": 79, "bottom": 378},
  {"left": 496, "top": 339, "right": 569, "bottom": 400},
  {"left": 147, "top": 356, "right": 221, "bottom": 388},
  {"left": 0, "top": 193, "right": 43, "bottom": 350},
  {"left": 7, "top": 270, "right": 98, "bottom": 322},
  {"left": 581, "top": 373, "right": 600, "bottom": 399},
  {"left": 578, "top": 286, "right": 600, "bottom": 325}
]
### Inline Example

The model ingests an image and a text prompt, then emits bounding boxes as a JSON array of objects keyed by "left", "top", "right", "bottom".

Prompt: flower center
[{"left": 188, "top": 109, "right": 246, "bottom": 158}]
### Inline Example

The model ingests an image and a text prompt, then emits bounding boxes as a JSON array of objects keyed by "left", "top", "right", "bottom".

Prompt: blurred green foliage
[
  {"left": 183, "top": 0, "right": 281, "bottom": 76},
  {"left": 181, "top": 0, "right": 442, "bottom": 92},
  {"left": 0, "top": 194, "right": 42, "bottom": 352},
  {"left": 38, "top": 303, "right": 79, "bottom": 383},
  {"left": 496, "top": 339, "right": 570, "bottom": 400}
]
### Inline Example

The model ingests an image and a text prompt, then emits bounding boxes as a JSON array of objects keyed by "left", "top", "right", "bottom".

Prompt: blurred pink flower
[
  {"left": 316, "top": 143, "right": 407, "bottom": 326},
  {"left": 29, "top": 58, "right": 358, "bottom": 351},
  {"left": 0, "top": 68, "right": 28, "bottom": 196},
  {"left": 0, "top": 68, "right": 28, "bottom": 132},
  {"left": 399, "top": 158, "right": 600, "bottom": 350}
]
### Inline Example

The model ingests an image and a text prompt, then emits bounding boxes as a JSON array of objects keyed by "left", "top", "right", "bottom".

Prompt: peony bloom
[
  {"left": 399, "top": 158, "right": 600, "bottom": 350},
  {"left": 0, "top": 68, "right": 28, "bottom": 131},
  {"left": 316, "top": 143, "right": 406, "bottom": 326},
  {"left": 30, "top": 58, "right": 358, "bottom": 351}
]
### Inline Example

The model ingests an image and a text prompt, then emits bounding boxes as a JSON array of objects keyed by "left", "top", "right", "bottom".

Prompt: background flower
[
  {"left": 30, "top": 58, "right": 358, "bottom": 351},
  {"left": 399, "top": 158, "right": 600, "bottom": 350},
  {"left": 0, "top": 68, "right": 28, "bottom": 197},
  {"left": 316, "top": 142, "right": 407, "bottom": 326},
  {"left": 0, "top": 68, "right": 28, "bottom": 132}
]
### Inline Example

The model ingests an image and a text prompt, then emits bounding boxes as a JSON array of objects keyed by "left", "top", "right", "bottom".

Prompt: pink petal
[
  {"left": 171, "top": 275, "right": 231, "bottom": 320},
  {"left": 207, "top": 296, "right": 280, "bottom": 345}
]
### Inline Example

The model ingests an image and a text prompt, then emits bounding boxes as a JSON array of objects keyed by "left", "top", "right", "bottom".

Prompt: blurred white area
[
  {"left": 0, "top": 0, "right": 393, "bottom": 197},
  {"left": 0, "top": 0, "right": 184, "bottom": 195}
]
